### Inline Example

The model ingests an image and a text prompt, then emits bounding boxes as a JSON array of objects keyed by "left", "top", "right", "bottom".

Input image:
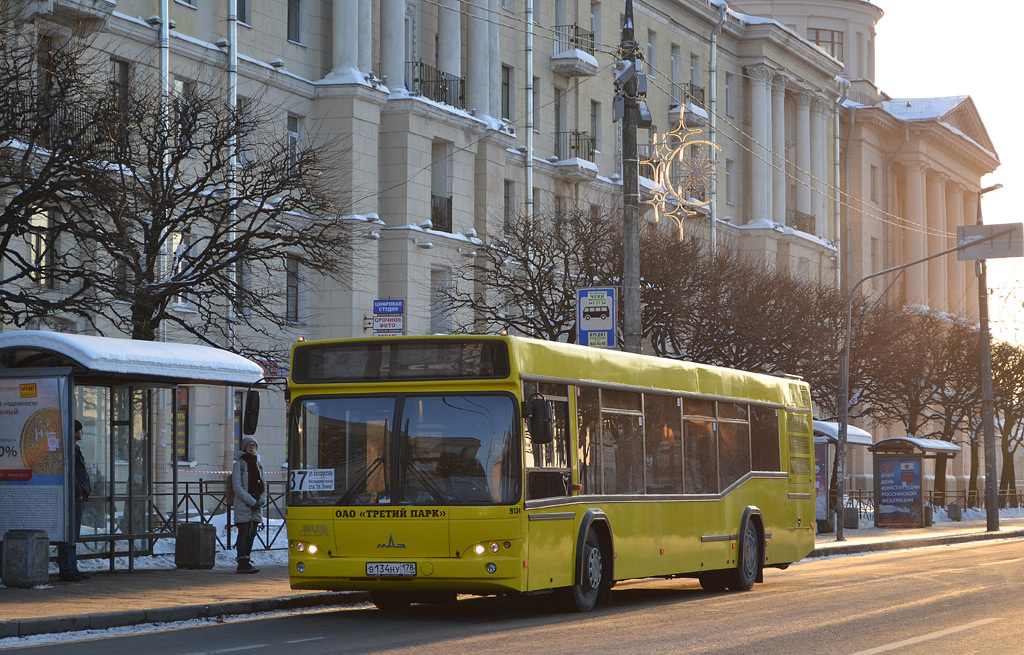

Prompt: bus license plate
[{"left": 366, "top": 562, "right": 416, "bottom": 577}]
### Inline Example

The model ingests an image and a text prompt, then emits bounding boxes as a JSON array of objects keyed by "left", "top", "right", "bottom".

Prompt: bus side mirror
[
  {"left": 242, "top": 389, "right": 260, "bottom": 435},
  {"left": 523, "top": 394, "right": 553, "bottom": 445}
]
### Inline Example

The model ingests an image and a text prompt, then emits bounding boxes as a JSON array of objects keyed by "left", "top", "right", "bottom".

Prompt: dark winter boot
[{"left": 236, "top": 557, "right": 259, "bottom": 574}]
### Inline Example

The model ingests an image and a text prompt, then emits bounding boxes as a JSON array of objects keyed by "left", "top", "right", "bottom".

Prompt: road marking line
[
  {"left": 286, "top": 637, "right": 325, "bottom": 644},
  {"left": 852, "top": 618, "right": 1000, "bottom": 654}
]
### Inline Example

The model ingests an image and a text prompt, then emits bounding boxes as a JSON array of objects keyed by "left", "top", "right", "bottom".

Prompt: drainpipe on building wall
[
  {"left": 225, "top": 0, "right": 239, "bottom": 468},
  {"left": 525, "top": 0, "right": 534, "bottom": 222},
  {"left": 709, "top": 3, "right": 727, "bottom": 254},
  {"left": 885, "top": 124, "right": 910, "bottom": 272},
  {"left": 159, "top": 0, "right": 170, "bottom": 348},
  {"left": 834, "top": 77, "right": 849, "bottom": 290}
]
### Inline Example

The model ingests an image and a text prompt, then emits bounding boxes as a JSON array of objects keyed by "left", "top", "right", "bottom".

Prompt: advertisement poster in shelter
[
  {"left": 814, "top": 442, "right": 829, "bottom": 520},
  {"left": 0, "top": 372, "right": 70, "bottom": 540},
  {"left": 875, "top": 457, "right": 922, "bottom": 527}
]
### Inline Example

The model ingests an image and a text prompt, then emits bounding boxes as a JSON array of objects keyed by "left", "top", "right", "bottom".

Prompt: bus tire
[
  {"left": 724, "top": 521, "right": 760, "bottom": 591},
  {"left": 567, "top": 529, "right": 604, "bottom": 612},
  {"left": 370, "top": 591, "right": 412, "bottom": 612}
]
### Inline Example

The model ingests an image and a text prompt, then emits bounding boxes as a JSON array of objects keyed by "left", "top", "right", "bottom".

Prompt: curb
[
  {"left": 808, "top": 527, "right": 1024, "bottom": 558},
  {"left": 2, "top": 590, "right": 370, "bottom": 639}
]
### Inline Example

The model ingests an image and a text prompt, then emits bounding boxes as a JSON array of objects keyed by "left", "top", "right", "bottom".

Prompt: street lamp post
[{"left": 977, "top": 182, "right": 1003, "bottom": 532}]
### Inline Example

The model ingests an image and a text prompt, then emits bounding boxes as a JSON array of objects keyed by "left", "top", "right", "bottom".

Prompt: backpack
[{"left": 225, "top": 472, "right": 235, "bottom": 507}]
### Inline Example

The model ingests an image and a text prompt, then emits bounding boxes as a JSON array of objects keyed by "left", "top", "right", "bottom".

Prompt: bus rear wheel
[
  {"left": 566, "top": 530, "right": 604, "bottom": 612},
  {"left": 724, "top": 521, "right": 760, "bottom": 591}
]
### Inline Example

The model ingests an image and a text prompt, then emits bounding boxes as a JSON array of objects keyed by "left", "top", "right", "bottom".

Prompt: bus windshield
[{"left": 288, "top": 394, "right": 522, "bottom": 507}]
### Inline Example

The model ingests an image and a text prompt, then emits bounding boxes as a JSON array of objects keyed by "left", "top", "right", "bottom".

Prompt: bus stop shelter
[
  {"left": 869, "top": 436, "right": 961, "bottom": 528},
  {"left": 813, "top": 420, "right": 873, "bottom": 531},
  {"left": 0, "top": 330, "right": 263, "bottom": 571}
]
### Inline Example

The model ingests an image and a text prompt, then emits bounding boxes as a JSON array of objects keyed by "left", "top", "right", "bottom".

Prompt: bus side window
[{"left": 524, "top": 382, "right": 571, "bottom": 499}]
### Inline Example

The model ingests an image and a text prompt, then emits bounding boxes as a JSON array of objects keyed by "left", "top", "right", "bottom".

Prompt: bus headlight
[
  {"left": 486, "top": 563, "right": 497, "bottom": 574},
  {"left": 296, "top": 542, "right": 305, "bottom": 552},
  {"left": 489, "top": 542, "right": 500, "bottom": 553},
  {"left": 474, "top": 544, "right": 486, "bottom": 555},
  {"left": 296, "top": 562, "right": 306, "bottom": 573},
  {"left": 307, "top": 543, "right": 318, "bottom": 554}
]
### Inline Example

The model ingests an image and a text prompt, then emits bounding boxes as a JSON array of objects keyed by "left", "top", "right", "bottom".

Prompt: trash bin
[
  {"left": 947, "top": 502, "right": 962, "bottom": 522},
  {"left": 174, "top": 523, "right": 216, "bottom": 569},
  {"left": 843, "top": 507, "right": 860, "bottom": 530},
  {"left": 2, "top": 529, "right": 50, "bottom": 588}
]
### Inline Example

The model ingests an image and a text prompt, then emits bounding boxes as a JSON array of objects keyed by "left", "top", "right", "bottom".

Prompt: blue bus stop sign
[{"left": 577, "top": 288, "right": 616, "bottom": 348}]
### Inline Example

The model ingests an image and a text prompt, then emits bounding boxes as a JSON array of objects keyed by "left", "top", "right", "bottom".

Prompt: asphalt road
[{"left": 12, "top": 539, "right": 1024, "bottom": 654}]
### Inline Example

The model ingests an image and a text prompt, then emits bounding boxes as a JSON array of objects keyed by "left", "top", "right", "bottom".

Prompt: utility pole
[
  {"left": 977, "top": 183, "right": 1004, "bottom": 532},
  {"left": 616, "top": 0, "right": 645, "bottom": 353}
]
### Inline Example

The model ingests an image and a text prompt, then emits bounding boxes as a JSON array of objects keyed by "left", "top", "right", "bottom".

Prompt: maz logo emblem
[{"left": 377, "top": 534, "right": 406, "bottom": 548}]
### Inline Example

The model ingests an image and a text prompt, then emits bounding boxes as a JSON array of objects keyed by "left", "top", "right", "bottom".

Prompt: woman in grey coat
[{"left": 232, "top": 435, "right": 266, "bottom": 573}]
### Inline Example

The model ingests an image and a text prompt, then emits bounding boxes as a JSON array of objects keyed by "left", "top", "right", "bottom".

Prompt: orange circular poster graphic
[{"left": 19, "top": 407, "right": 64, "bottom": 474}]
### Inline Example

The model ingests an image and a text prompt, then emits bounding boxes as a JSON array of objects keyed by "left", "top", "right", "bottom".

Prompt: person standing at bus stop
[
  {"left": 232, "top": 435, "right": 266, "bottom": 574},
  {"left": 57, "top": 420, "right": 91, "bottom": 582}
]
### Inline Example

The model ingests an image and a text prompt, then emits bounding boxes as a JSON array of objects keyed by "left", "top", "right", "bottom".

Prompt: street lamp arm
[{"left": 835, "top": 223, "right": 1014, "bottom": 541}]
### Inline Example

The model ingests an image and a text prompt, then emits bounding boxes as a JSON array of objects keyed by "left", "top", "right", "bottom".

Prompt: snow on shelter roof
[
  {"left": 869, "top": 437, "right": 962, "bottom": 454},
  {"left": 813, "top": 420, "right": 873, "bottom": 447},
  {"left": 0, "top": 331, "right": 264, "bottom": 386}
]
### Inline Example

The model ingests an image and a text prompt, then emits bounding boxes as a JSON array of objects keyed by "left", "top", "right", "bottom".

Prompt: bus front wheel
[{"left": 567, "top": 530, "right": 604, "bottom": 612}]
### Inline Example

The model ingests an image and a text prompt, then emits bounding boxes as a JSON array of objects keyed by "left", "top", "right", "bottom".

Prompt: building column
[
  {"left": 963, "top": 191, "right": 980, "bottom": 321},
  {"left": 467, "top": 0, "right": 489, "bottom": 115},
  {"left": 772, "top": 75, "right": 787, "bottom": 223},
  {"left": 747, "top": 66, "right": 772, "bottom": 221},
  {"left": 946, "top": 183, "right": 965, "bottom": 311},
  {"left": 926, "top": 173, "right": 947, "bottom": 310},
  {"left": 358, "top": 0, "right": 372, "bottom": 72},
  {"left": 438, "top": 0, "right": 461, "bottom": 77},
  {"left": 332, "top": 0, "right": 359, "bottom": 74},
  {"left": 810, "top": 98, "right": 826, "bottom": 236},
  {"left": 795, "top": 93, "right": 812, "bottom": 220},
  {"left": 903, "top": 162, "right": 928, "bottom": 306},
  {"left": 488, "top": 0, "right": 500, "bottom": 118},
  {"left": 381, "top": 0, "right": 406, "bottom": 90}
]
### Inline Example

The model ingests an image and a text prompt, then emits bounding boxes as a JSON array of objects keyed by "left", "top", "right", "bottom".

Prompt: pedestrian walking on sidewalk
[
  {"left": 57, "top": 420, "right": 92, "bottom": 582},
  {"left": 232, "top": 435, "right": 266, "bottom": 574}
]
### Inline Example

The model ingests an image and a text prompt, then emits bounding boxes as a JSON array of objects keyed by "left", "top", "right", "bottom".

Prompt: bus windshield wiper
[{"left": 337, "top": 456, "right": 384, "bottom": 505}]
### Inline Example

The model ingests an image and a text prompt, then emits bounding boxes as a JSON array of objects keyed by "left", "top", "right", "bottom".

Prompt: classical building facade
[
  {"left": 734, "top": 0, "right": 1001, "bottom": 494},
  {"left": 4, "top": 1, "right": 999, "bottom": 500}
]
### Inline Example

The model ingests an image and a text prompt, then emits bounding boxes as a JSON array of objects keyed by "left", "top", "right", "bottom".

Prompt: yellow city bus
[{"left": 285, "top": 335, "right": 815, "bottom": 611}]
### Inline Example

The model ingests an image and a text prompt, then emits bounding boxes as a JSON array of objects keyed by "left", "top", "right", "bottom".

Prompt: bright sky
[{"left": 874, "top": 0, "right": 1023, "bottom": 343}]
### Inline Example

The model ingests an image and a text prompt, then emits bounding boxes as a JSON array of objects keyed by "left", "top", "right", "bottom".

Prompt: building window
[
  {"left": 553, "top": 85, "right": 565, "bottom": 157},
  {"left": 236, "top": 0, "right": 250, "bottom": 24},
  {"left": 532, "top": 77, "right": 540, "bottom": 132},
  {"left": 870, "top": 164, "right": 879, "bottom": 203},
  {"left": 590, "top": 100, "right": 600, "bottom": 153},
  {"left": 285, "top": 256, "right": 302, "bottom": 323},
  {"left": 29, "top": 210, "right": 54, "bottom": 288},
  {"left": 502, "top": 0, "right": 515, "bottom": 11},
  {"left": 670, "top": 45, "right": 681, "bottom": 103},
  {"left": 725, "top": 159, "right": 735, "bottom": 205},
  {"left": 431, "top": 140, "right": 453, "bottom": 232},
  {"left": 725, "top": 72, "right": 734, "bottom": 117},
  {"left": 501, "top": 65, "right": 513, "bottom": 120},
  {"left": 689, "top": 53, "right": 700, "bottom": 86},
  {"left": 172, "top": 77, "right": 195, "bottom": 155},
  {"left": 430, "top": 269, "right": 453, "bottom": 334},
  {"left": 172, "top": 230, "right": 195, "bottom": 307},
  {"left": 647, "top": 30, "right": 657, "bottom": 78},
  {"left": 590, "top": 2, "right": 601, "bottom": 45},
  {"left": 504, "top": 180, "right": 515, "bottom": 235},
  {"left": 287, "top": 114, "right": 301, "bottom": 171},
  {"left": 287, "top": 0, "right": 302, "bottom": 43},
  {"left": 808, "top": 28, "right": 843, "bottom": 61}
]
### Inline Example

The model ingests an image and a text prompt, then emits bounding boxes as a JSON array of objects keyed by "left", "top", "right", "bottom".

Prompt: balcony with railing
[
  {"left": 406, "top": 61, "right": 466, "bottom": 110},
  {"left": 431, "top": 194, "right": 453, "bottom": 233},
  {"left": 16, "top": 0, "right": 114, "bottom": 32},
  {"left": 669, "top": 83, "right": 708, "bottom": 126},
  {"left": 551, "top": 25, "right": 598, "bottom": 77},
  {"left": 552, "top": 130, "right": 598, "bottom": 183}
]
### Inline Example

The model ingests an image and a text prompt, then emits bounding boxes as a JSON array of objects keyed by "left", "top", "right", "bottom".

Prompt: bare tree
[
  {"left": 443, "top": 203, "right": 621, "bottom": 341},
  {"left": 992, "top": 340, "right": 1024, "bottom": 505},
  {"left": 0, "top": 29, "right": 111, "bottom": 324},
  {"left": 2, "top": 29, "right": 352, "bottom": 361}
]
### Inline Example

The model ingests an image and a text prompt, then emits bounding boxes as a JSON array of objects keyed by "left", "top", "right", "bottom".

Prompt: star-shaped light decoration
[{"left": 640, "top": 114, "right": 721, "bottom": 240}]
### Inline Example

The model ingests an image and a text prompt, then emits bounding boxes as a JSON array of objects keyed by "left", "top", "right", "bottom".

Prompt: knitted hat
[{"left": 241, "top": 436, "right": 258, "bottom": 449}]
